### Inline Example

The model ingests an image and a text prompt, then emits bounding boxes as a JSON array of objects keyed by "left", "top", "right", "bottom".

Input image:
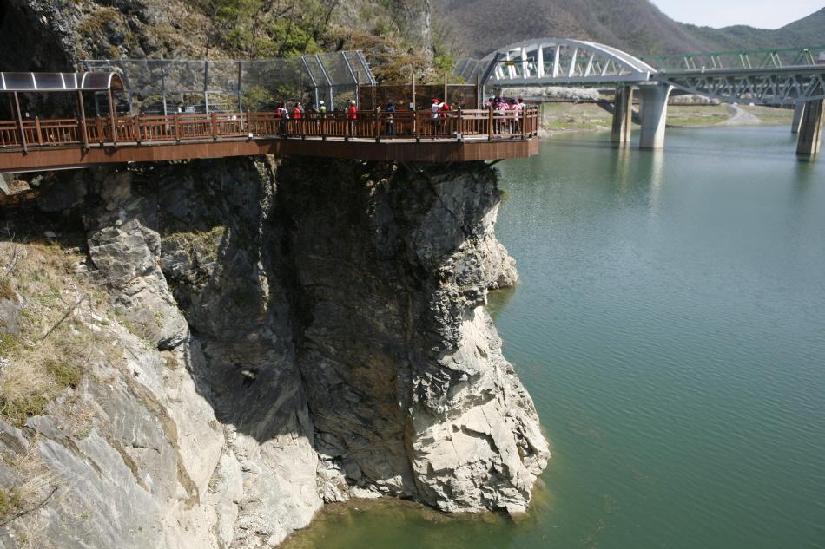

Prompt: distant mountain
[{"left": 434, "top": 0, "right": 825, "bottom": 58}]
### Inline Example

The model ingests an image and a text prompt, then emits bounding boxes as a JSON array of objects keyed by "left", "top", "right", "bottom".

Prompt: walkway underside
[
  {"left": 0, "top": 109, "right": 540, "bottom": 172},
  {"left": 0, "top": 136, "right": 539, "bottom": 173}
]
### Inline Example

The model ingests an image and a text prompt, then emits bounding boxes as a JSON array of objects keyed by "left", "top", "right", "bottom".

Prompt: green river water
[{"left": 286, "top": 127, "right": 825, "bottom": 549}]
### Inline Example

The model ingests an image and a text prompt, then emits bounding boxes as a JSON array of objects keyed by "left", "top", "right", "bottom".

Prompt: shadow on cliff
[{"left": 145, "top": 157, "right": 314, "bottom": 444}]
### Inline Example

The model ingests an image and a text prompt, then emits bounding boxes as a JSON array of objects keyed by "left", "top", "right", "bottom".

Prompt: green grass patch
[
  {"left": 46, "top": 360, "right": 83, "bottom": 390},
  {"left": 0, "top": 393, "right": 49, "bottom": 426},
  {"left": 0, "top": 333, "right": 19, "bottom": 356}
]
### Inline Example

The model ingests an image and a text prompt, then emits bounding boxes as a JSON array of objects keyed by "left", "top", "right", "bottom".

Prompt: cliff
[{"left": 0, "top": 158, "right": 548, "bottom": 548}]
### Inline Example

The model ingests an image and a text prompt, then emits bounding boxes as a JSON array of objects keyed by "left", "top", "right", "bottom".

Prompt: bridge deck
[{"left": 0, "top": 109, "right": 539, "bottom": 172}]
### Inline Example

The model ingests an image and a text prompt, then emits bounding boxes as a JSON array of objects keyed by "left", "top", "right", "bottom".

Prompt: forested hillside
[{"left": 434, "top": 0, "right": 825, "bottom": 57}]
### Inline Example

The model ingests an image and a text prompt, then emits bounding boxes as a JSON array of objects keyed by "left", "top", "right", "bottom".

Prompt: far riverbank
[{"left": 537, "top": 102, "right": 793, "bottom": 136}]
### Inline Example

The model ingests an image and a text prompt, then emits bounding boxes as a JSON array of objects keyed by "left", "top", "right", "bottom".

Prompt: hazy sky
[{"left": 652, "top": 0, "right": 823, "bottom": 29}]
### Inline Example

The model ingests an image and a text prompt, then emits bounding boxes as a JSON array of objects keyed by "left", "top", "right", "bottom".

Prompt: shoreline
[{"left": 536, "top": 102, "right": 793, "bottom": 137}]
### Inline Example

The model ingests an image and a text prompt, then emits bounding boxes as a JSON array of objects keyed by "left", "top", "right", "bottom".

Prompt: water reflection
[
  {"left": 610, "top": 145, "right": 632, "bottom": 193},
  {"left": 645, "top": 149, "right": 665, "bottom": 215}
]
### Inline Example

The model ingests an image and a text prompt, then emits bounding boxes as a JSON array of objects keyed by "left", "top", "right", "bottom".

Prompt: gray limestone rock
[{"left": 276, "top": 159, "right": 548, "bottom": 513}]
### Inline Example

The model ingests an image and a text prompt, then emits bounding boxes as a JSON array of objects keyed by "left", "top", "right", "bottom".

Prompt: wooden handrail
[{"left": 0, "top": 108, "right": 540, "bottom": 151}]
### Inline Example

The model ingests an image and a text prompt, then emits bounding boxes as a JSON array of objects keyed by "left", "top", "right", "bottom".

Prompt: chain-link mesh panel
[
  {"left": 361, "top": 84, "right": 479, "bottom": 111},
  {"left": 81, "top": 51, "right": 375, "bottom": 114}
]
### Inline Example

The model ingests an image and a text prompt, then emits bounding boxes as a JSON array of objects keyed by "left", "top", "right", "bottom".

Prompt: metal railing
[{"left": 0, "top": 107, "right": 539, "bottom": 151}]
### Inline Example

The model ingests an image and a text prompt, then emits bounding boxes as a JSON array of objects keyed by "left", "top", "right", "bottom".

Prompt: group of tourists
[
  {"left": 270, "top": 95, "right": 504, "bottom": 137},
  {"left": 485, "top": 96, "right": 527, "bottom": 113},
  {"left": 274, "top": 99, "right": 361, "bottom": 119},
  {"left": 485, "top": 96, "right": 527, "bottom": 134},
  {"left": 274, "top": 99, "right": 360, "bottom": 134}
]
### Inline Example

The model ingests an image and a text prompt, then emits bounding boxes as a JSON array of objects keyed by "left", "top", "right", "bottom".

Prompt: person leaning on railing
[
  {"left": 275, "top": 102, "right": 289, "bottom": 137},
  {"left": 431, "top": 98, "right": 443, "bottom": 135},
  {"left": 439, "top": 101, "right": 452, "bottom": 137},
  {"left": 347, "top": 100, "right": 358, "bottom": 135},
  {"left": 385, "top": 101, "right": 396, "bottom": 136},
  {"left": 514, "top": 97, "right": 525, "bottom": 136}
]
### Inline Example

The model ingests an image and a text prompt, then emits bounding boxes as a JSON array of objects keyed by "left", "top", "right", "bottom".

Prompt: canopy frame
[{"left": 0, "top": 72, "right": 125, "bottom": 153}]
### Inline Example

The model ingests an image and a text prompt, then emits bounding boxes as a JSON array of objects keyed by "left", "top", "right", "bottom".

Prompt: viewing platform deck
[{"left": 0, "top": 109, "right": 540, "bottom": 173}]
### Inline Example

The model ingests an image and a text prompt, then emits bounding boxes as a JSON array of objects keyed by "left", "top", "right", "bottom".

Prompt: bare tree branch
[
  {"left": 39, "top": 296, "right": 86, "bottom": 342},
  {"left": 0, "top": 485, "right": 59, "bottom": 528}
]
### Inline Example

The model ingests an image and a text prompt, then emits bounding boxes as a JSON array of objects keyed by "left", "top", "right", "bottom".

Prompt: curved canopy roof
[{"left": 0, "top": 72, "right": 125, "bottom": 92}]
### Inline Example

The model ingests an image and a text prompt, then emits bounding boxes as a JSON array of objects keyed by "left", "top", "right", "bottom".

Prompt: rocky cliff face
[{"left": 0, "top": 157, "right": 548, "bottom": 548}]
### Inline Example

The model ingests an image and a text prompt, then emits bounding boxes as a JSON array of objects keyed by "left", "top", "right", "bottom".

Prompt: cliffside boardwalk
[{"left": 0, "top": 68, "right": 539, "bottom": 173}]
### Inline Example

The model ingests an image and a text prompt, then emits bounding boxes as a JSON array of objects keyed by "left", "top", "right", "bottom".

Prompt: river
[{"left": 285, "top": 126, "right": 825, "bottom": 548}]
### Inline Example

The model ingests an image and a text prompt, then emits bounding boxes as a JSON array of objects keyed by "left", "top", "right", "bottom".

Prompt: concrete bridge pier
[
  {"left": 638, "top": 83, "right": 672, "bottom": 150},
  {"left": 611, "top": 86, "right": 634, "bottom": 145},
  {"left": 796, "top": 99, "right": 823, "bottom": 158},
  {"left": 791, "top": 102, "right": 806, "bottom": 135}
]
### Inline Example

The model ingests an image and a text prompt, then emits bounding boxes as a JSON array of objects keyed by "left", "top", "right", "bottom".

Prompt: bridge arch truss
[{"left": 472, "top": 38, "right": 656, "bottom": 88}]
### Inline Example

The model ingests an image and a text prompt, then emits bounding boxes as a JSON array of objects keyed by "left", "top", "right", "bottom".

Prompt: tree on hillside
[{"left": 195, "top": 0, "right": 341, "bottom": 58}]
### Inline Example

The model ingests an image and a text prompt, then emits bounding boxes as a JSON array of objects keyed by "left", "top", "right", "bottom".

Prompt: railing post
[
  {"left": 211, "top": 112, "right": 218, "bottom": 140},
  {"left": 76, "top": 90, "right": 89, "bottom": 150},
  {"left": 107, "top": 89, "right": 117, "bottom": 146},
  {"left": 13, "top": 92, "right": 27, "bottom": 153},
  {"left": 35, "top": 116, "right": 43, "bottom": 146},
  {"left": 174, "top": 114, "right": 181, "bottom": 142},
  {"left": 488, "top": 105, "right": 494, "bottom": 142},
  {"left": 375, "top": 107, "right": 381, "bottom": 142},
  {"left": 96, "top": 117, "right": 104, "bottom": 145},
  {"left": 134, "top": 115, "right": 142, "bottom": 144},
  {"left": 457, "top": 108, "right": 463, "bottom": 141}
]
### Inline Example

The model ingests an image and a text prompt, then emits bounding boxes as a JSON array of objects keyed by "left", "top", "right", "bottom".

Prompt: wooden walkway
[{"left": 0, "top": 108, "right": 540, "bottom": 172}]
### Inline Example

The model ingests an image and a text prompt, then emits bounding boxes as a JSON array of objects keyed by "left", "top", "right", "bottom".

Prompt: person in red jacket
[
  {"left": 292, "top": 102, "right": 303, "bottom": 120},
  {"left": 346, "top": 100, "right": 358, "bottom": 136}
]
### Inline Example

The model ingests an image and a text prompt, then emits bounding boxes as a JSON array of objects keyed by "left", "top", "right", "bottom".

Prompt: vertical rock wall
[{"left": 276, "top": 160, "right": 547, "bottom": 512}]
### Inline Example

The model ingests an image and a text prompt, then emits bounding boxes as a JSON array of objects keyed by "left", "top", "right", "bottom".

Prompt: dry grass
[
  {"left": 0, "top": 445, "right": 58, "bottom": 542},
  {"left": 0, "top": 241, "right": 122, "bottom": 427},
  {"left": 0, "top": 278, "right": 13, "bottom": 301},
  {"left": 0, "top": 487, "right": 24, "bottom": 520}
]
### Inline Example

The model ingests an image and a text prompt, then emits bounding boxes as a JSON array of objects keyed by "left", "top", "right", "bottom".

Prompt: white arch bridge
[{"left": 454, "top": 39, "right": 825, "bottom": 156}]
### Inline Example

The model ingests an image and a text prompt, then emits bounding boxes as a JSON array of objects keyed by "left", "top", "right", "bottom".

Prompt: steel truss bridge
[
  {"left": 456, "top": 41, "right": 825, "bottom": 106},
  {"left": 455, "top": 40, "right": 825, "bottom": 154}
]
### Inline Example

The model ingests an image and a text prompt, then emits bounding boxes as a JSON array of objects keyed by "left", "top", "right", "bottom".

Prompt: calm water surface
[{"left": 286, "top": 127, "right": 825, "bottom": 549}]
